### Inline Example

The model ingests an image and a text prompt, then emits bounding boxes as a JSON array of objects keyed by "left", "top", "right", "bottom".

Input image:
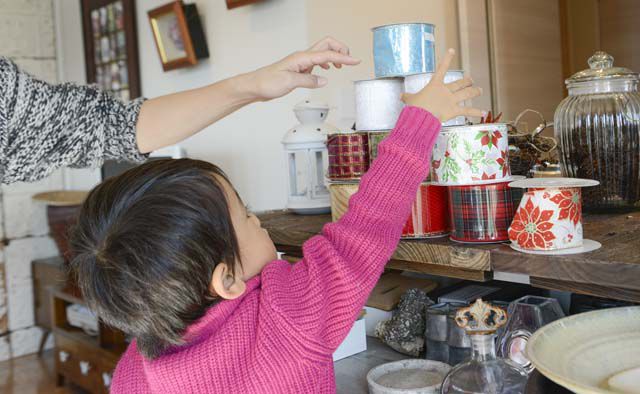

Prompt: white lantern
[{"left": 282, "top": 101, "right": 337, "bottom": 214}]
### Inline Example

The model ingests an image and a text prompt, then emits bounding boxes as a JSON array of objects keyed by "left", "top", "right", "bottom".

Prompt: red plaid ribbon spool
[
  {"left": 327, "top": 133, "right": 370, "bottom": 180},
  {"left": 447, "top": 181, "right": 523, "bottom": 243},
  {"left": 402, "top": 184, "right": 449, "bottom": 238}
]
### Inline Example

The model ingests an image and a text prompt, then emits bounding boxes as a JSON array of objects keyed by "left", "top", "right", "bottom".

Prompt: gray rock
[{"left": 375, "top": 288, "right": 434, "bottom": 356}]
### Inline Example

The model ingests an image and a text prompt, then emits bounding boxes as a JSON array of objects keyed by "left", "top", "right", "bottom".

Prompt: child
[{"left": 69, "top": 49, "right": 483, "bottom": 393}]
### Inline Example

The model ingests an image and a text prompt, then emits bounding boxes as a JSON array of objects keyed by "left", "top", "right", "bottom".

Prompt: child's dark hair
[{"left": 69, "top": 158, "right": 241, "bottom": 359}]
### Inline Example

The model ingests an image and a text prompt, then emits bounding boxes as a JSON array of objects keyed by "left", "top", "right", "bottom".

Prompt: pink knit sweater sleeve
[
  {"left": 262, "top": 107, "right": 441, "bottom": 355},
  {"left": 110, "top": 341, "right": 152, "bottom": 393}
]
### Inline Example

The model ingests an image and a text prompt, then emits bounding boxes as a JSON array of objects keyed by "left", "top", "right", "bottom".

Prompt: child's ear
[{"left": 210, "top": 263, "right": 246, "bottom": 300}]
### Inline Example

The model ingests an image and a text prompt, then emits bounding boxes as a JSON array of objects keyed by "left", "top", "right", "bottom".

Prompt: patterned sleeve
[{"left": 0, "top": 57, "right": 148, "bottom": 184}]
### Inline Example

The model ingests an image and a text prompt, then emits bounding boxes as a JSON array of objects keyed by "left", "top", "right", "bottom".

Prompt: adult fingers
[
  {"left": 294, "top": 50, "right": 360, "bottom": 71},
  {"left": 309, "top": 36, "right": 350, "bottom": 55},
  {"left": 289, "top": 72, "right": 328, "bottom": 89},
  {"left": 446, "top": 76, "right": 473, "bottom": 92},
  {"left": 460, "top": 107, "right": 487, "bottom": 118},
  {"left": 454, "top": 86, "right": 483, "bottom": 103},
  {"left": 433, "top": 48, "right": 455, "bottom": 82}
]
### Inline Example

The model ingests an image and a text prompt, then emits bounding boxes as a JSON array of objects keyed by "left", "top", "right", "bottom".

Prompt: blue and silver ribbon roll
[{"left": 373, "top": 23, "right": 436, "bottom": 78}]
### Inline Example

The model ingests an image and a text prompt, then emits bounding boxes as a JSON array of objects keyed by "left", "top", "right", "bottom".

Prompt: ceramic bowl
[
  {"left": 526, "top": 306, "right": 640, "bottom": 394},
  {"left": 430, "top": 124, "right": 510, "bottom": 185},
  {"left": 366, "top": 359, "right": 451, "bottom": 394}
]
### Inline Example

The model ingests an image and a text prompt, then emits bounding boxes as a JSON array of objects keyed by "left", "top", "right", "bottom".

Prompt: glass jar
[
  {"left": 554, "top": 51, "right": 640, "bottom": 211},
  {"left": 496, "top": 296, "right": 565, "bottom": 373},
  {"left": 441, "top": 299, "right": 528, "bottom": 394}
]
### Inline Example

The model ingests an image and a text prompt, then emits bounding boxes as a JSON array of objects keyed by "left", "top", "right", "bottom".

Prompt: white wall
[
  {"left": 136, "top": 0, "right": 308, "bottom": 211},
  {"left": 307, "top": 0, "right": 462, "bottom": 128},
  {"left": 56, "top": 0, "right": 463, "bottom": 211}
]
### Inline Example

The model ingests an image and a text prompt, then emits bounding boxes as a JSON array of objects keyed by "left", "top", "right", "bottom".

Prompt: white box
[
  {"left": 363, "top": 306, "right": 393, "bottom": 337},
  {"left": 332, "top": 317, "right": 367, "bottom": 362}
]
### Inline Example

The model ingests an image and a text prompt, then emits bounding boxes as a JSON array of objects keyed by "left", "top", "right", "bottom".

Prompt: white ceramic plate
[
  {"left": 526, "top": 306, "right": 640, "bottom": 394},
  {"left": 509, "top": 177, "right": 599, "bottom": 189},
  {"left": 509, "top": 239, "right": 602, "bottom": 255}
]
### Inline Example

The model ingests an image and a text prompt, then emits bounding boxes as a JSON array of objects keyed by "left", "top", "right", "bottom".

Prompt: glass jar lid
[{"left": 567, "top": 51, "right": 638, "bottom": 85}]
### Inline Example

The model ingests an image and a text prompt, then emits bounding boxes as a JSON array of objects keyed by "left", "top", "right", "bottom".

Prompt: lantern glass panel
[
  {"left": 288, "top": 151, "right": 309, "bottom": 197},
  {"left": 312, "top": 150, "right": 329, "bottom": 197}
]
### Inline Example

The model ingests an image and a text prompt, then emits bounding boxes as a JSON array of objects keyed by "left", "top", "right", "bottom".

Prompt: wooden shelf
[{"left": 258, "top": 210, "right": 640, "bottom": 302}]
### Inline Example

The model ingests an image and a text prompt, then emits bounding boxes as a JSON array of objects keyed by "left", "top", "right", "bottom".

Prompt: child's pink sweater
[{"left": 111, "top": 107, "right": 441, "bottom": 393}]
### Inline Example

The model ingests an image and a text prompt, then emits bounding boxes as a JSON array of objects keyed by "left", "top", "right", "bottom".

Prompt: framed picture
[
  {"left": 81, "top": 0, "right": 141, "bottom": 99},
  {"left": 148, "top": 1, "right": 209, "bottom": 72},
  {"left": 226, "top": 0, "right": 263, "bottom": 9}
]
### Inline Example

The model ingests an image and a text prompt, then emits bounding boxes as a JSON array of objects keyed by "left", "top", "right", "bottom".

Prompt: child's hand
[
  {"left": 244, "top": 36, "right": 360, "bottom": 101},
  {"left": 402, "top": 48, "right": 486, "bottom": 123}
]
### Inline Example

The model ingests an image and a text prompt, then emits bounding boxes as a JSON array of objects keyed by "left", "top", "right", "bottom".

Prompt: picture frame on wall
[
  {"left": 148, "top": 1, "right": 209, "bottom": 72},
  {"left": 226, "top": 0, "right": 263, "bottom": 9},
  {"left": 81, "top": 0, "right": 141, "bottom": 100}
]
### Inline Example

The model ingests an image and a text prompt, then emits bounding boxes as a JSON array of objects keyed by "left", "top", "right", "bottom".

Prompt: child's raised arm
[{"left": 261, "top": 49, "right": 484, "bottom": 356}]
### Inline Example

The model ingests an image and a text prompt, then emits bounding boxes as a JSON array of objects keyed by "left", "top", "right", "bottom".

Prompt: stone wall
[{"left": 0, "top": 0, "right": 62, "bottom": 361}]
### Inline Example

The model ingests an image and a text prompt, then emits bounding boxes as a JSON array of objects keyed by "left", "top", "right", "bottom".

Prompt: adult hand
[
  {"left": 402, "top": 48, "right": 486, "bottom": 123},
  {"left": 244, "top": 36, "right": 360, "bottom": 101}
]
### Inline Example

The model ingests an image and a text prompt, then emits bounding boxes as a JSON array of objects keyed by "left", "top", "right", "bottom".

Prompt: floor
[
  {"left": 0, "top": 340, "right": 402, "bottom": 394},
  {"left": 0, "top": 350, "right": 84, "bottom": 394},
  {"left": 0, "top": 341, "right": 399, "bottom": 394}
]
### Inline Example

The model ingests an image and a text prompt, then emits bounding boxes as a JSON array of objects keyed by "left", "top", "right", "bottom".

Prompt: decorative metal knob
[
  {"left": 588, "top": 51, "right": 614, "bottom": 70},
  {"left": 102, "top": 372, "right": 112, "bottom": 387},
  {"left": 79, "top": 361, "right": 91, "bottom": 376},
  {"left": 455, "top": 298, "right": 507, "bottom": 334},
  {"left": 58, "top": 351, "right": 70, "bottom": 363}
]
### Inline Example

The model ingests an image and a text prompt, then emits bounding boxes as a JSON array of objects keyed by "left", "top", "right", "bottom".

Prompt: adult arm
[
  {"left": 0, "top": 37, "right": 358, "bottom": 183},
  {"left": 0, "top": 57, "right": 147, "bottom": 183}
]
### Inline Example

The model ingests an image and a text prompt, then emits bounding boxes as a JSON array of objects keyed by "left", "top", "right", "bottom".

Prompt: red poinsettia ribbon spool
[
  {"left": 327, "top": 133, "right": 370, "bottom": 180},
  {"left": 507, "top": 178, "right": 599, "bottom": 251},
  {"left": 448, "top": 180, "right": 524, "bottom": 243}
]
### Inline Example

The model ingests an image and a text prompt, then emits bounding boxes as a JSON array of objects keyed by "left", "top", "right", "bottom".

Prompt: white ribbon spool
[{"left": 354, "top": 78, "right": 404, "bottom": 131}]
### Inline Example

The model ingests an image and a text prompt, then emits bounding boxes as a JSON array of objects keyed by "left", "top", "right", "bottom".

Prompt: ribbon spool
[
  {"left": 329, "top": 182, "right": 449, "bottom": 239},
  {"left": 372, "top": 23, "right": 436, "bottom": 78},
  {"left": 507, "top": 177, "right": 600, "bottom": 253},
  {"left": 448, "top": 180, "right": 524, "bottom": 243},
  {"left": 327, "top": 133, "right": 370, "bottom": 180},
  {"left": 402, "top": 184, "right": 449, "bottom": 239},
  {"left": 354, "top": 78, "right": 404, "bottom": 131}
]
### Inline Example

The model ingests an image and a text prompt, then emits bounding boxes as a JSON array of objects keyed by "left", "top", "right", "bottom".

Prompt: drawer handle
[
  {"left": 79, "top": 361, "right": 91, "bottom": 376},
  {"left": 102, "top": 372, "right": 112, "bottom": 387},
  {"left": 59, "top": 351, "right": 70, "bottom": 363}
]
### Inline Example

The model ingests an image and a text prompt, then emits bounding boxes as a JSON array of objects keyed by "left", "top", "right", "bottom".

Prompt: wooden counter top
[{"left": 259, "top": 210, "right": 640, "bottom": 302}]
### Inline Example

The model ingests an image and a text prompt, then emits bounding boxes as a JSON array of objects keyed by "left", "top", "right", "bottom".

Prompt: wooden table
[{"left": 259, "top": 210, "right": 640, "bottom": 303}]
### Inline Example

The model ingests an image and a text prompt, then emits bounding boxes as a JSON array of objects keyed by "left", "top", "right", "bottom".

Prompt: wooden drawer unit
[
  {"left": 51, "top": 288, "right": 126, "bottom": 393},
  {"left": 55, "top": 333, "right": 119, "bottom": 393}
]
